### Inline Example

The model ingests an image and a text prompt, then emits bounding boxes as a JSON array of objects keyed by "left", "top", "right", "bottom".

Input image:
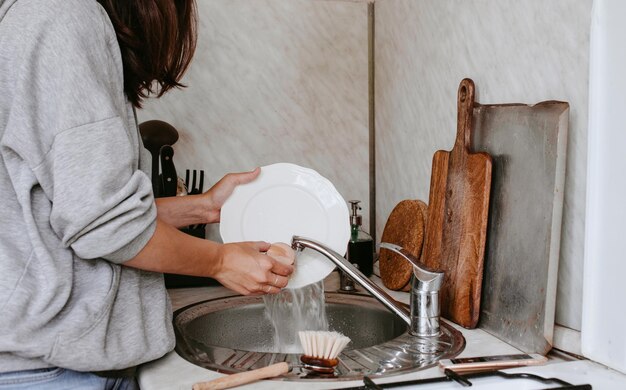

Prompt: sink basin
[{"left": 173, "top": 292, "right": 465, "bottom": 381}]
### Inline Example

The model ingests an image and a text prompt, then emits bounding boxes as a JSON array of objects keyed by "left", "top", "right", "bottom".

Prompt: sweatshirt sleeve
[
  {"left": 15, "top": 1, "right": 158, "bottom": 263},
  {"left": 49, "top": 118, "right": 157, "bottom": 263}
]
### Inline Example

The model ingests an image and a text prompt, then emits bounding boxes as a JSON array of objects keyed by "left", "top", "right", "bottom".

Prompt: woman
[{"left": 0, "top": 0, "right": 293, "bottom": 388}]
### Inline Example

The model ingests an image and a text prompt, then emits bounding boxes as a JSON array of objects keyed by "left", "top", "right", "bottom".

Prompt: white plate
[{"left": 220, "top": 163, "right": 350, "bottom": 289}]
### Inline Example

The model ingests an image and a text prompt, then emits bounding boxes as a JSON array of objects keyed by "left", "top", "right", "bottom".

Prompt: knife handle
[{"left": 159, "top": 145, "right": 178, "bottom": 197}]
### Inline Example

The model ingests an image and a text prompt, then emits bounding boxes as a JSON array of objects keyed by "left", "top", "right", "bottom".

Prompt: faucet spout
[
  {"left": 378, "top": 243, "right": 443, "bottom": 291},
  {"left": 291, "top": 236, "right": 411, "bottom": 326},
  {"left": 379, "top": 242, "right": 444, "bottom": 337}
]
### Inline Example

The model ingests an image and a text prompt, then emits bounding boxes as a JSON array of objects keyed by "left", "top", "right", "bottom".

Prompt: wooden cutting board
[{"left": 421, "top": 78, "right": 492, "bottom": 329}]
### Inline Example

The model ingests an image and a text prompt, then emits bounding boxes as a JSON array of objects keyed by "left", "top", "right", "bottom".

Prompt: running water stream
[{"left": 263, "top": 280, "right": 328, "bottom": 353}]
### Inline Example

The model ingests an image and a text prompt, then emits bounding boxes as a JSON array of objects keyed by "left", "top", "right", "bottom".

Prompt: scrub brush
[
  {"left": 298, "top": 330, "right": 351, "bottom": 373},
  {"left": 191, "top": 331, "right": 351, "bottom": 389}
]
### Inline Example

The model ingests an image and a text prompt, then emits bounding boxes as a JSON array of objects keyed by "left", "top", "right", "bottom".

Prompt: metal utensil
[
  {"left": 184, "top": 169, "right": 206, "bottom": 231},
  {"left": 185, "top": 169, "right": 205, "bottom": 195}
]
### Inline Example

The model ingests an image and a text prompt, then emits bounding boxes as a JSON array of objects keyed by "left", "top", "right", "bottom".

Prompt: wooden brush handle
[{"left": 192, "top": 362, "right": 289, "bottom": 390}]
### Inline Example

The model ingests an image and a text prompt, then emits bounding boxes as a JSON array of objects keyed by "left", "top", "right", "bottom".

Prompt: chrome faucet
[
  {"left": 338, "top": 268, "right": 357, "bottom": 292},
  {"left": 379, "top": 242, "right": 444, "bottom": 337},
  {"left": 291, "top": 236, "right": 444, "bottom": 337}
]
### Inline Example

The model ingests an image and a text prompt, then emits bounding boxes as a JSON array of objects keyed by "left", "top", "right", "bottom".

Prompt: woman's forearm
[
  {"left": 155, "top": 194, "right": 214, "bottom": 228},
  {"left": 122, "top": 219, "right": 294, "bottom": 296},
  {"left": 123, "top": 219, "right": 222, "bottom": 276}
]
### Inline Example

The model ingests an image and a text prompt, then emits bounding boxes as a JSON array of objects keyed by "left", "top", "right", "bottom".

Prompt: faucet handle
[{"left": 378, "top": 242, "right": 443, "bottom": 291}]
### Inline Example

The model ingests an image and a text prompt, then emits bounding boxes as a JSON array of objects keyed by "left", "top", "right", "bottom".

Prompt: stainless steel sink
[{"left": 173, "top": 292, "right": 465, "bottom": 381}]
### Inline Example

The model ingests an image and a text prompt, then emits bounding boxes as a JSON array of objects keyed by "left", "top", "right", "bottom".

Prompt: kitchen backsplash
[
  {"left": 138, "top": 0, "right": 371, "bottom": 240},
  {"left": 139, "top": 0, "right": 593, "bottom": 336}
]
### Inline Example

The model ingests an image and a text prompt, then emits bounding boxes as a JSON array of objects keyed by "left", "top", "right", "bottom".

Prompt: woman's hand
[
  {"left": 213, "top": 241, "right": 294, "bottom": 295},
  {"left": 202, "top": 168, "right": 260, "bottom": 223}
]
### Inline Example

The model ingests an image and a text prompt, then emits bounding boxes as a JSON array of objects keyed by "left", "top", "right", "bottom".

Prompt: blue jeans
[{"left": 0, "top": 367, "right": 138, "bottom": 390}]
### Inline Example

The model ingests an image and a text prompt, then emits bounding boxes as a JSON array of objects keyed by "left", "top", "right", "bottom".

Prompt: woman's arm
[
  {"left": 155, "top": 168, "right": 260, "bottom": 228},
  {"left": 136, "top": 167, "right": 295, "bottom": 295},
  {"left": 123, "top": 219, "right": 293, "bottom": 295},
  {"left": 155, "top": 194, "right": 213, "bottom": 228}
]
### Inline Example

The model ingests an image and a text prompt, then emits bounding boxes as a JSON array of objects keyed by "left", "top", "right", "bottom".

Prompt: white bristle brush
[
  {"left": 191, "top": 331, "right": 351, "bottom": 389},
  {"left": 298, "top": 330, "right": 351, "bottom": 372}
]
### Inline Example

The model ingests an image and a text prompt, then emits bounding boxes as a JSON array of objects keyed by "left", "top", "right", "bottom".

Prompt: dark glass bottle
[{"left": 346, "top": 200, "right": 374, "bottom": 277}]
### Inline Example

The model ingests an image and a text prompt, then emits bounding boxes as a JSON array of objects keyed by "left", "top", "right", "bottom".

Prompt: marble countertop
[{"left": 137, "top": 273, "right": 626, "bottom": 389}]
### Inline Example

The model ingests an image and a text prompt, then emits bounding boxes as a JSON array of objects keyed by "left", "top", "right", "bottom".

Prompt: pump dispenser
[{"left": 346, "top": 200, "right": 374, "bottom": 277}]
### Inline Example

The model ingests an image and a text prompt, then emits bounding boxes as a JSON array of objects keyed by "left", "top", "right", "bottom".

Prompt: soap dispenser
[{"left": 347, "top": 200, "right": 374, "bottom": 277}]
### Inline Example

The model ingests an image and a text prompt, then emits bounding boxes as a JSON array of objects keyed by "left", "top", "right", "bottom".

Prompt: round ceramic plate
[{"left": 220, "top": 163, "right": 350, "bottom": 289}]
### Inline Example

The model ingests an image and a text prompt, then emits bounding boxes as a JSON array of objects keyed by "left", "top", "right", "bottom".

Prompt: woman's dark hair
[{"left": 96, "top": 0, "right": 197, "bottom": 108}]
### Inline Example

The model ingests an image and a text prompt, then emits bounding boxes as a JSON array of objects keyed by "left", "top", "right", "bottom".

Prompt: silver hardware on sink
[
  {"left": 291, "top": 236, "right": 444, "bottom": 337},
  {"left": 171, "top": 237, "right": 461, "bottom": 381},
  {"left": 379, "top": 242, "right": 444, "bottom": 337},
  {"left": 173, "top": 292, "right": 464, "bottom": 381},
  {"left": 338, "top": 266, "right": 357, "bottom": 292}
]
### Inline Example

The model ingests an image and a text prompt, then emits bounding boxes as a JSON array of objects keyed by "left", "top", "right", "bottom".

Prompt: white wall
[
  {"left": 582, "top": 0, "right": 626, "bottom": 374},
  {"left": 138, "top": 0, "right": 371, "bottom": 241}
]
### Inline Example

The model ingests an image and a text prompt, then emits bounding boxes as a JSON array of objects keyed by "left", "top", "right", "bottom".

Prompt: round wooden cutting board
[{"left": 379, "top": 200, "right": 428, "bottom": 291}]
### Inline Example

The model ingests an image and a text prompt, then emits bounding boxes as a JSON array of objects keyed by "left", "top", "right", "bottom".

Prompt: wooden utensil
[
  {"left": 192, "top": 331, "right": 350, "bottom": 389},
  {"left": 192, "top": 362, "right": 289, "bottom": 390},
  {"left": 421, "top": 78, "right": 492, "bottom": 329},
  {"left": 379, "top": 200, "right": 427, "bottom": 291}
]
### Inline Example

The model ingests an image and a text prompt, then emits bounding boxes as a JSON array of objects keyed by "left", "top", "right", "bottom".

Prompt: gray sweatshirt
[{"left": 0, "top": 0, "right": 174, "bottom": 372}]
